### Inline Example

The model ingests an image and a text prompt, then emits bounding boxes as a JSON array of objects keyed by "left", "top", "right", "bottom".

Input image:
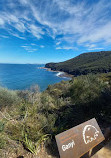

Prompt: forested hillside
[{"left": 45, "top": 51, "right": 111, "bottom": 76}]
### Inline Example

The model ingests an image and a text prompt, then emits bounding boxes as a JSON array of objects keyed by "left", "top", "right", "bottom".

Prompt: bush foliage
[{"left": 0, "top": 73, "right": 111, "bottom": 157}]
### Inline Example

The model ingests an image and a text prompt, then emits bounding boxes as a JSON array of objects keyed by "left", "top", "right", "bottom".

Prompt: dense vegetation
[
  {"left": 0, "top": 73, "right": 111, "bottom": 157},
  {"left": 45, "top": 51, "right": 111, "bottom": 76}
]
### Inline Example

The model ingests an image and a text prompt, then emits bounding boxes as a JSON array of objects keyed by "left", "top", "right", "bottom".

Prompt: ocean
[{"left": 0, "top": 64, "right": 70, "bottom": 91}]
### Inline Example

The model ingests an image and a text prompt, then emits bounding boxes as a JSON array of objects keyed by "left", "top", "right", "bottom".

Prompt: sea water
[{"left": 0, "top": 64, "right": 70, "bottom": 91}]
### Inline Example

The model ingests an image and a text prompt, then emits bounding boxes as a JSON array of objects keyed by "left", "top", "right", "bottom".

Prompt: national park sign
[{"left": 55, "top": 118, "right": 105, "bottom": 158}]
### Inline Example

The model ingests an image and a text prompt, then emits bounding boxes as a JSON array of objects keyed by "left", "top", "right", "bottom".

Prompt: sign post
[{"left": 55, "top": 118, "right": 105, "bottom": 158}]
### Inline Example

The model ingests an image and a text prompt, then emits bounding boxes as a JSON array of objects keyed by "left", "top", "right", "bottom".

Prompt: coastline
[{"left": 38, "top": 67, "right": 73, "bottom": 78}]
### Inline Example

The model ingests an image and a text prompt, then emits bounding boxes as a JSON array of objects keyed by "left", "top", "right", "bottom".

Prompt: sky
[{"left": 0, "top": 0, "right": 111, "bottom": 64}]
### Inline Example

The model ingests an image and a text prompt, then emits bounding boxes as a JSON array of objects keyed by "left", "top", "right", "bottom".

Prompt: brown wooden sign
[{"left": 55, "top": 118, "right": 105, "bottom": 158}]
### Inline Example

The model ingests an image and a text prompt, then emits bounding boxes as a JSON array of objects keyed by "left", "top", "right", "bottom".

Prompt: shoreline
[{"left": 38, "top": 67, "right": 73, "bottom": 78}]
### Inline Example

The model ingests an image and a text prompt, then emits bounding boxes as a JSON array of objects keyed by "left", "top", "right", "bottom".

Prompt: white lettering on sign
[
  {"left": 83, "top": 125, "right": 99, "bottom": 144},
  {"left": 62, "top": 140, "right": 75, "bottom": 151}
]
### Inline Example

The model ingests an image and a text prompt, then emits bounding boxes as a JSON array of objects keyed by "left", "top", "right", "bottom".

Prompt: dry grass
[{"left": 0, "top": 143, "right": 56, "bottom": 158}]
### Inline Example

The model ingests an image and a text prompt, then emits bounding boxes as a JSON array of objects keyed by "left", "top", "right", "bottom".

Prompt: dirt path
[{"left": 92, "top": 140, "right": 111, "bottom": 158}]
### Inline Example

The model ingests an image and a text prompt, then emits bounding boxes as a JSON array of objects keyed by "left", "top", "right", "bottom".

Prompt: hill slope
[{"left": 45, "top": 51, "right": 111, "bottom": 76}]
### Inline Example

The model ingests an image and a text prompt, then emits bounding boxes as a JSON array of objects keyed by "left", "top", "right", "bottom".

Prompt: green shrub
[
  {"left": 22, "top": 132, "right": 50, "bottom": 154},
  {"left": 5, "top": 122, "right": 23, "bottom": 141},
  {"left": 70, "top": 75, "right": 106, "bottom": 104},
  {"left": 0, "top": 121, "right": 5, "bottom": 132},
  {"left": 0, "top": 134, "right": 6, "bottom": 149},
  {"left": 0, "top": 87, "right": 21, "bottom": 107},
  {"left": 17, "top": 85, "right": 40, "bottom": 105}
]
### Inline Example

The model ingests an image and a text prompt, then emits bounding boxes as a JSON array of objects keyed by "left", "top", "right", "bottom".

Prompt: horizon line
[{"left": 0, "top": 62, "right": 46, "bottom": 65}]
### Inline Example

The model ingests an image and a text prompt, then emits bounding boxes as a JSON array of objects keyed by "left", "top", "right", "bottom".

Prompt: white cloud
[
  {"left": 19, "top": 0, "right": 29, "bottom": 5},
  {"left": 78, "top": 21, "right": 111, "bottom": 44},
  {"left": 31, "top": 43, "right": 36, "bottom": 46},
  {"left": 21, "top": 46, "right": 27, "bottom": 48},
  {"left": 0, "top": 18, "right": 4, "bottom": 25},
  {"left": 85, "top": 44, "right": 97, "bottom": 49},
  {"left": 56, "top": 41, "right": 61, "bottom": 45},
  {"left": 21, "top": 43, "right": 45, "bottom": 52},
  {"left": 21, "top": 44, "right": 38, "bottom": 52},
  {"left": 8, "top": 14, "right": 19, "bottom": 23},
  {"left": 88, "top": 48, "right": 104, "bottom": 51},
  {"left": 0, "top": 12, "right": 26, "bottom": 38},
  {"left": 0, "top": 35, "right": 9, "bottom": 38},
  {"left": 40, "top": 45, "right": 45, "bottom": 48},
  {"left": 28, "top": 24, "right": 44, "bottom": 39},
  {"left": 14, "top": 23, "right": 26, "bottom": 33},
  {"left": 9, "top": 32, "right": 25, "bottom": 39},
  {"left": 56, "top": 46, "right": 75, "bottom": 50},
  {"left": 0, "top": 0, "right": 111, "bottom": 49}
]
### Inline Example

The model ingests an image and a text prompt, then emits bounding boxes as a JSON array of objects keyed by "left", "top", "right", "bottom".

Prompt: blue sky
[{"left": 0, "top": 0, "right": 111, "bottom": 64}]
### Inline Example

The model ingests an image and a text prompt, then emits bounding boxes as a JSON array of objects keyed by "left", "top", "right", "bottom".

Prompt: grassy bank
[{"left": 0, "top": 73, "right": 111, "bottom": 157}]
